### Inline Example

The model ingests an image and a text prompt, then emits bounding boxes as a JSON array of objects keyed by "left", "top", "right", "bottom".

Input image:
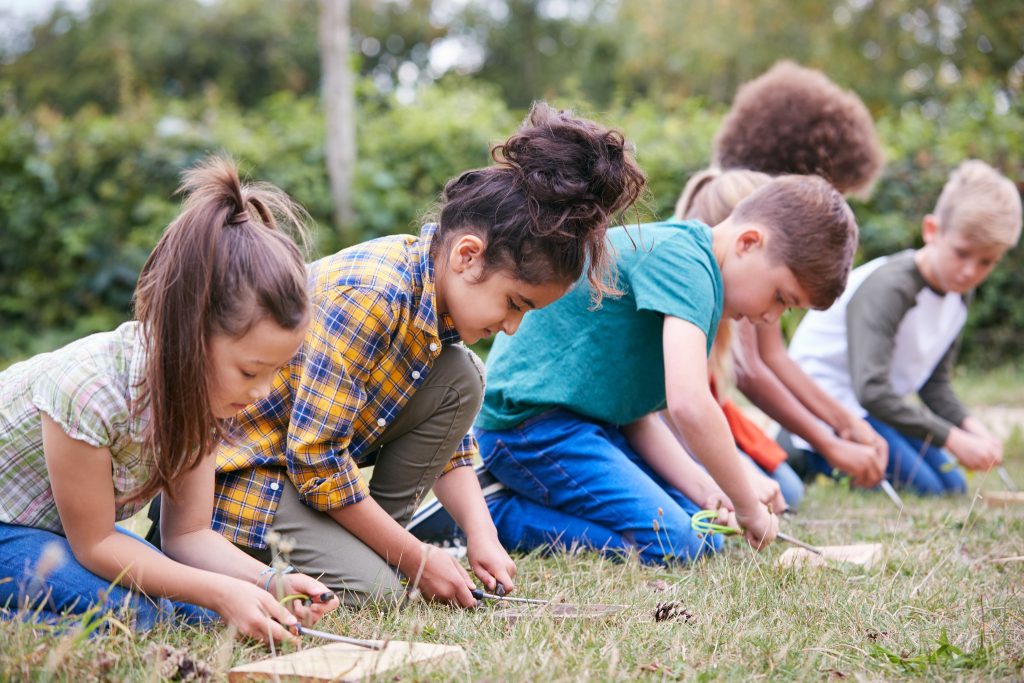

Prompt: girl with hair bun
[
  {"left": 211, "top": 102, "right": 646, "bottom": 608},
  {"left": 0, "top": 157, "right": 338, "bottom": 642}
]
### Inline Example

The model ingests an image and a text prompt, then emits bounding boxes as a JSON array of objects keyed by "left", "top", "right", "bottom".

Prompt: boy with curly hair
[{"left": 714, "top": 60, "right": 884, "bottom": 197}]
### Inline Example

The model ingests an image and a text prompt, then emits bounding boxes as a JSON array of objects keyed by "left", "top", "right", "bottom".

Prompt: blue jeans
[
  {"left": 786, "top": 417, "right": 966, "bottom": 496},
  {"left": 741, "top": 452, "right": 804, "bottom": 510},
  {"left": 476, "top": 410, "right": 723, "bottom": 565},
  {"left": 0, "top": 522, "right": 217, "bottom": 629}
]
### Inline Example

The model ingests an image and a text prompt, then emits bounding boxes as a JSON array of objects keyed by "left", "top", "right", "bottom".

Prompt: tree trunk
[{"left": 319, "top": 0, "right": 356, "bottom": 243}]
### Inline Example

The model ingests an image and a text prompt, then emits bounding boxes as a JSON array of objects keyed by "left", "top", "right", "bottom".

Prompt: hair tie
[{"left": 228, "top": 210, "right": 250, "bottom": 225}]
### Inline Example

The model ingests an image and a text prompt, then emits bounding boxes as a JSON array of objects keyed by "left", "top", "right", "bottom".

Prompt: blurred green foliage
[{"left": 0, "top": 0, "right": 1021, "bottom": 368}]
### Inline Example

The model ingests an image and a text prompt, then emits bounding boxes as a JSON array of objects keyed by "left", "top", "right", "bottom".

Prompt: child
[
  {"left": 711, "top": 60, "right": 891, "bottom": 489},
  {"left": 0, "top": 157, "right": 337, "bottom": 642},
  {"left": 675, "top": 168, "right": 805, "bottom": 509},
  {"left": 210, "top": 103, "right": 646, "bottom": 606},
  {"left": 786, "top": 160, "right": 1020, "bottom": 494},
  {"left": 713, "top": 60, "right": 884, "bottom": 197},
  {"left": 462, "top": 175, "right": 858, "bottom": 565}
]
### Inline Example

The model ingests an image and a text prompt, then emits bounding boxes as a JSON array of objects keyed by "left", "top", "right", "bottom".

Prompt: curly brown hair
[
  {"left": 712, "top": 61, "right": 884, "bottom": 198},
  {"left": 433, "top": 102, "right": 646, "bottom": 303}
]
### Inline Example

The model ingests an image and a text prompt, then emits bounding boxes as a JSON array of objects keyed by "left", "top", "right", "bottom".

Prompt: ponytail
[{"left": 129, "top": 156, "right": 309, "bottom": 502}]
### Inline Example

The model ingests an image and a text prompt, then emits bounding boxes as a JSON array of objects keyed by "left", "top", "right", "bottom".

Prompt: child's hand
[
  {"left": 467, "top": 532, "right": 517, "bottom": 594},
  {"left": 946, "top": 427, "right": 1002, "bottom": 471},
  {"left": 699, "top": 488, "right": 734, "bottom": 516},
  {"left": 825, "top": 439, "right": 886, "bottom": 488},
  {"left": 277, "top": 573, "right": 340, "bottom": 626},
  {"left": 735, "top": 504, "right": 778, "bottom": 550},
  {"left": 211, "top": 575, "right": 301, "bottom": 644},
  {"left": 409, "top": 543, "right": 478, "bottom": 607},
  {"left": 750, "top": 470, "right": 787, "bottom": 514}
]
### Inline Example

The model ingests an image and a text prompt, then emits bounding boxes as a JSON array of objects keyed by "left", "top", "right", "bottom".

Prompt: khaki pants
[{"left": 243, "top": 345, "right": 484, "bottom": 608}]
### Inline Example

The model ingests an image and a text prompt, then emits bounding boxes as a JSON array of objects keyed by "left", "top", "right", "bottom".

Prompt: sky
[{"left": 0, "top": 0, "right": 88, "bottom": 23}]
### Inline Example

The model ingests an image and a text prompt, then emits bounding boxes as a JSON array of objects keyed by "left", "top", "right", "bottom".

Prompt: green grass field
[{"left": 2, "top": 415, "right": 1022, "bottom": 681}]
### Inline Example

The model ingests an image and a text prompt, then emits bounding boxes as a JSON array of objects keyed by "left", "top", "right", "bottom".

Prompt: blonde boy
[{"left": 788, "top": 161, "right": 1022, "bottom": 494}]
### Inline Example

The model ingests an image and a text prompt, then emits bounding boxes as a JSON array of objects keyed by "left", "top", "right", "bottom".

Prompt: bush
[{"left": 1, "top": 81, "right": 1020, "bottom": 368}]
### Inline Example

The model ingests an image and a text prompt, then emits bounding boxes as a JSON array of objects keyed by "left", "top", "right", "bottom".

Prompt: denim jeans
[
  {"left": 0, "top": 522, "right": 217, "bottom": 629},
  {"left": 475, "top": 410, "right": 723, "bottom": 565},
  {"left": 781, "top": 417, "right": 966, "bottom": 496}
]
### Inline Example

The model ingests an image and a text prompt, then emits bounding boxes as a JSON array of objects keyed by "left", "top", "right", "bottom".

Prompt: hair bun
[{"left": 492, "top": 102, "right": 646, "bottom": 239}]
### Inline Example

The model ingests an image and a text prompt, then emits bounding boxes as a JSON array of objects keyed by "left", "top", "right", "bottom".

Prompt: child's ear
[
  {"left": 921, "top": 214, "right": 940, "bottom": 244},
  {"left": 448, "top": 233, "right": 486, "bottom": 274},
  {"left": 735, "top": 227, "right": 765, "bottom": 256}
]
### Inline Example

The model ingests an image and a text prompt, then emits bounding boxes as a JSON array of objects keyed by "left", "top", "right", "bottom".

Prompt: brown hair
[
  {"left": 431, "top": 102, "right": 646, "bottom": 302},
  {"left": 934, "top": 160, "right": 1022, "bottom": 248},
  {"left": 130, "top": 156, "right": 310, "bottom": 502},
  {"left": 731, "top": 175, "right": 859, "bottom": 310},
  {"left": 713, "top": 61, "right": 884, "bottom": 198}
]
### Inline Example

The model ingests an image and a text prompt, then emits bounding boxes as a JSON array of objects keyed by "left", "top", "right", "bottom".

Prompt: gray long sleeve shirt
[{"left": 790, "top": 250, "right": 969, "bottom": 448}]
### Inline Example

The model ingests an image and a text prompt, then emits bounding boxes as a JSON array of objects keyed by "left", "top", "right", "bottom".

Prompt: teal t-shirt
[{"left": 476, "top": 220, "right": 723, "bottom": 430}]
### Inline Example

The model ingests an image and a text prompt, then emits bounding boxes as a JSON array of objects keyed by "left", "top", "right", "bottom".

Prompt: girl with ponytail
[
  {"left": 0, "top": 157, "right": 338, "bottom": 642},
  {"left": 211, "top": 102, "right": 645, "bottom": 608}
]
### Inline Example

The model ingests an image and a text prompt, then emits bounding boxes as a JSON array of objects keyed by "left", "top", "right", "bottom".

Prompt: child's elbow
[{"left": 666, "top": 394, "right": 716, "bottom": 430}]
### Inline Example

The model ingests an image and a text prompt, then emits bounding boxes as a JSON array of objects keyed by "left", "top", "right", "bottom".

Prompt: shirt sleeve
[
  {"left": 629, "top": 234, "right": 717, "bottom": 334},
  {"left": 847, "top": 269, "right": 956, "bottom": 445},
  {"left": 285, "top": 286, "right": 398, "bottom": 510},
  {"left": 31, "top": 359, "right": 126, "bottom": 449},
  {"left": 917, "top": 338, "right": 969, "bottom": 428}
]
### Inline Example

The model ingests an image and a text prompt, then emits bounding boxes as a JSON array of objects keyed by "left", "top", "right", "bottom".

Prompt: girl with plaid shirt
[{"left": 207, "top": 103, "right": 645, "bottom": 608}]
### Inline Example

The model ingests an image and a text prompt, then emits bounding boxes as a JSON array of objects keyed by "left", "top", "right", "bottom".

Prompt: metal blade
[
  {"left": 471, "top": 589, "right": 550, "bottom": 605},
  {"left": 777, "top": 531, "right": 823, "bottom": 556},
  {"left": 998, "top": 466, "right": 1018, "bottom": 492},
  {"left": 879, "top": 479, "right": 905, "bottom": 510},
  {"left": 296, "top": 625, "right": 384, "bottom": 650}
]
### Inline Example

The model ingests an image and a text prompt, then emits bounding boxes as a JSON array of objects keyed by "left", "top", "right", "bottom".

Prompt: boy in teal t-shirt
[
  {"left": 477, "top": 222, "right": 722, "bottom": 432},
  {"left": 414, "top": 176, "right": 859, "bottom": 564}
]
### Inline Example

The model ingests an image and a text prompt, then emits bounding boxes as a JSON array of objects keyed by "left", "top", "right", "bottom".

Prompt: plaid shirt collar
[{"left": 413, "top": 223, "right": 460, "bottom": 345}]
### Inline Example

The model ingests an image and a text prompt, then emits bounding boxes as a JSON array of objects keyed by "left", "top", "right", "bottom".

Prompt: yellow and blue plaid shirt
[{"left": 213, "top": 224, "right": 476, "bottom": 548}]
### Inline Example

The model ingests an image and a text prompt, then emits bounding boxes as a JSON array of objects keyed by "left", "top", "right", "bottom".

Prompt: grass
[
  {"left": 953, "top": 363, "right": 1024, "bottom": 407},
  {"left": 3, "top": 401, "right": 1022, "bottom": 681}
]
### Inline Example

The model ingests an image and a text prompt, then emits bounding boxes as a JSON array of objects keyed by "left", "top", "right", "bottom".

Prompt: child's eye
[
  {"left": 507, "top": 297, "right": 522, "bottom": 312},
  {"left": 241, "top": 370, "right": 256, "bottom": 379},
  {"left": 775, "top": 291, "right": 784, "bottom": 305}
]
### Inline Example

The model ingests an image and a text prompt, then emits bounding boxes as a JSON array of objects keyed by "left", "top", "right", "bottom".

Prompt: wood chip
[
  {"left": 778, "top": 543, "right": 883, "bottom": 569},
  {"left": 981, "top": 491, "right": 1024, "bottom": 508},
  {"left": 228, "top": 641, "right": 465, "bottom": 682}
]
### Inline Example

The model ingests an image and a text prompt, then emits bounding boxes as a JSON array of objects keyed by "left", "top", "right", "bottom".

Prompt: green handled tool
[{"left": 691, "top": 509, "right": 823, "bottom": 555}]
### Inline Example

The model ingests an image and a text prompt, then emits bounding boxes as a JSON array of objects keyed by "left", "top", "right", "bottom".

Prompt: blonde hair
[
  {"left": 675, "top": 168, "right": 772, "bottom": 224},
  {"left": 934, "top": 160, "right": 1022, "bottom": 248},
  {"left": 677, "top": 168, "right": 772, "bottom": 388}
]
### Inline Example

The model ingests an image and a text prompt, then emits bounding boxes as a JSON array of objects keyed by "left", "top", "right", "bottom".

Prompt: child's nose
[{"left": 502, "top": 313, "right": 524, "bottom": 336}]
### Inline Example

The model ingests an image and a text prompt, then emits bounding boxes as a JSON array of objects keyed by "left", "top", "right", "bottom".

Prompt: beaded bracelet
[{"left": 256, "top": 564, "right": 296, "bottom": 592}]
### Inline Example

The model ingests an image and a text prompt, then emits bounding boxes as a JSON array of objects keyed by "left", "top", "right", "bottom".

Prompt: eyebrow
[
  {"left": 518, "top": 295, "right": 538, "bottom": 309},
  {"left": 247, "top": 359, "right": 277, "bottom": 367}
]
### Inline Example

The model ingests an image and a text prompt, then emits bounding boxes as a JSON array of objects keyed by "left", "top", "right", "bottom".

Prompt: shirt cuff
[{"left": 295, "top": 471, "right": 370, "bottom": 511}]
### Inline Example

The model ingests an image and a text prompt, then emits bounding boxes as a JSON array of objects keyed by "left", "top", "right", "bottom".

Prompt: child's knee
[{"left": 431, "top": 345, "right": 485, "bottom": 415}]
